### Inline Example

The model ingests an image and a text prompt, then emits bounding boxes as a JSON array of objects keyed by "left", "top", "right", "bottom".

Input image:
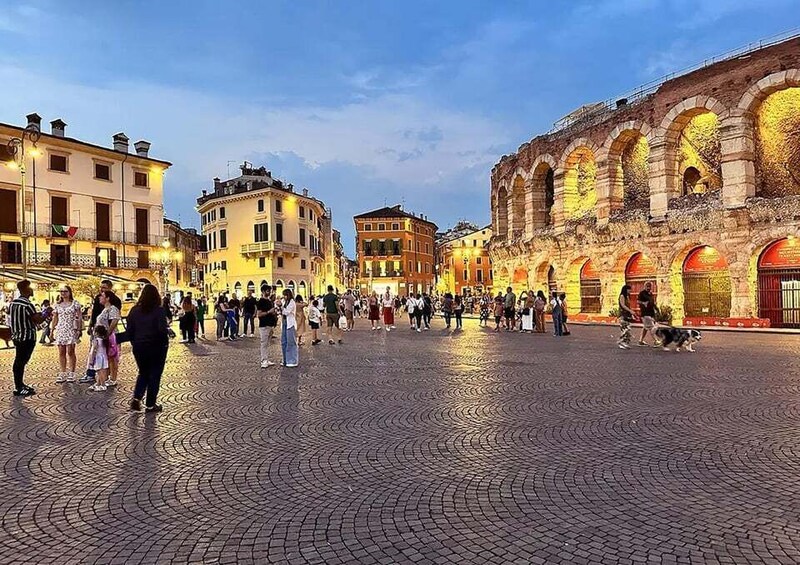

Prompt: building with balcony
[
  {"left": 436, "top": 222, "right": 493, "bottom": 296},
  {"left": 0, "top": 113, "right": 170, "bottom": 298},
  {"left": 163, "top": 218, "right": 204, "bottom": 295},
  {"left": 197, "top": 164, "right": 330, "bottom": 299},
  {"left": 354, "top": 205, "right": 437, "bottom": 296},
  {"left": 489, "top": 33, "right": 800, "bottom": 328}
]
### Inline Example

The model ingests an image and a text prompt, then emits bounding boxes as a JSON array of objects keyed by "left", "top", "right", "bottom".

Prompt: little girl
[
  {"left": 308, "top": 299, "right": 322, "bottom": 345},
  {"left": 87, "top": 325, "right": 112, "bottom": 392}
]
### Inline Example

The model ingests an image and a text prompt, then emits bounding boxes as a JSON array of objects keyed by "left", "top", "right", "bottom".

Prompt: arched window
[
  {"left": 563, "top": 147, "right": 597, "bottom": 219},
  {"left": 625, "top": 252, "right": 657, "bottom": 301},
  {"left": 754, "top": 87, "right": 800, "bottom": 197},
  {"left": 579, "top": 260, "right": 601, "bottom": 313},
  {"left": 274, "top": 279, "right": 284, "bottom": 289},
  {"left": 247, "top": 280, "right": 255, "bottom": 293},
  {"left": 287, "top": 280, "right": 296, "bottom": 292},
  {"left": 757, "top": 238, "right": 800, "bottom": 328}
]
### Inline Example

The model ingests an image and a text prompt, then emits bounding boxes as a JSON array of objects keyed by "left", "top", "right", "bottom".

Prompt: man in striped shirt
[{"left": 8, "top": 280, "right": 42, "bottom": 397}]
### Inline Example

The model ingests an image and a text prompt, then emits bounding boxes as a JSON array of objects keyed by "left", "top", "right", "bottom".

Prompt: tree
[{"left": 70, "top": 276, "right": 102, "bottom": 304}]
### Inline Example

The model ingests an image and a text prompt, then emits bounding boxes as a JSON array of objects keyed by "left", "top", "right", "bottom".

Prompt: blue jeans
[
  {"left": 243, "top": 313, "right": 255, "bottom": 335},
  {"left": 281, "top": 319, "right": 298, "bottom": 366},
  {"left": 226, "top": 314, "right": 238, "bottom": 338},
  {"left": 443, "top": 312, "right": 452, "bottom": 327},
  {"left": 552, "top": 310, "right": 563, "bottom": 336}
]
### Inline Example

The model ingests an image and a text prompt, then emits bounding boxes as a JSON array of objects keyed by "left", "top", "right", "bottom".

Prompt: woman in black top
[{"left": 117, "top": 284, "right": 170, "bottom": 412}]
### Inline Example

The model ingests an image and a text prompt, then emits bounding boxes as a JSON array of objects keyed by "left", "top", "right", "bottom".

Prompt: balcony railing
[
  {"left": 19, "top": 223, "right": 163, "bottom": 246},
  {"left": 241, "top": 241, "right": 301, "bottom": 256},
  {"left": 0, "top": 252, "right": 159, "bottom": 271}
]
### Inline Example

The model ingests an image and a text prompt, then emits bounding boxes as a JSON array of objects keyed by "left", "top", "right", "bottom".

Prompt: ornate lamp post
[
  {"left": 5, "top": 123, "right": 42, "bottom": 278},
  {"left": 158, "top": 239, "right": 182, "bottom": 296}
]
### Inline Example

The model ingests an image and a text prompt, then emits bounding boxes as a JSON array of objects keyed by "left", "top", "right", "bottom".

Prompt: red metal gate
[{"left": 758, "top": 269, "right": 800, "bottom": 328}]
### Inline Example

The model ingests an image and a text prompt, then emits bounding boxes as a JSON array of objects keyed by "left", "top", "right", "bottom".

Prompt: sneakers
[
  {"left": 129, "top": 398, "right": 142, "bottom": 411},
  {"left": 328, "top": 339, "right": 335, "bottom": 345},
  {"left": 618, "top": 342, "right": 630, "bottom": 349},
  {"left": 66, "top": 372, "right": 75, "bottom": 382},
  {"left": 145, "top": 404, "right": 163, "bottom": 413},
  {"left": 637, "top": 341, "right": 647, "bottom": 347},
  {"left": 13, "top": 385, "right": 36, "bottom": 397},
  {"left": 416, "top": 328, "right": 422, "bottom": 333},
  {"left": 248, "top": 333, "right": 255, "bottom": 338},
  {"left": 285, "top": 363, "right": 298, "bottom": 368},
  {"left": 179, "top": 339, "right": 188, "bottom": 344},
  {"left": 78, "top": 373, "right": 95, "bottom": 384},
  {"left": 88, "top": 383, "right": 107, "bottom": 392},
  {"left": 338, "top": 339, "right": 343, "bottom": 344},
  {"left": 260, "top": 360, "right": 275, "bottom": 368},
  {"left": 312, "top": 340, "right": 321, "bottom": 345},
  {"left": 106, "top": 380, "right": 117, "bottom": 387},
  {"left": 55, "top": 372, "right": 65, "bottom": 383}
]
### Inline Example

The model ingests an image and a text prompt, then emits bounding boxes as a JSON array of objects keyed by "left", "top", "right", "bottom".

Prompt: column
[
  {"left": 720, "top": 109, "right": 756, "bottom": 209},
  {"left": 648, "top": 139, "right": 673, "bottom": 220}
]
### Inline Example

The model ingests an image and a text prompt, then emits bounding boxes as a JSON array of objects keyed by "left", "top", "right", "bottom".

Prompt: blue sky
[{"left": 1, "top": 0, "right": 798, "bottom": 255}]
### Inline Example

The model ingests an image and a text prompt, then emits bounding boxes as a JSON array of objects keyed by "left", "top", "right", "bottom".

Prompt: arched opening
[
  {"left": 287, "top": 280, "right": 296, "bottom": 292},
  {"left": 754, "top": 87, "right": 800, "bottom": 197},
  {"left": 532, "top": 162, "right": 555, "bottom": 226},
  {"left": 247, "top": 280, "right": 255, "bottom": 293},
  {"left": 682, "top": 246, "right": 731, "bottom": 318},
  {"left": 511, "top": 175, "right": 525, "bottom": 238},
  {"left": 683, "top": 166, "right": 703, "bottom": 194},
  {"left": 579, "top": 259, "right": 601, "bottom": 313},
  {"left": 496, "top": 186, "right": 508, "bottom": 239},
  {"left": 274, "top": 279, "right": 284, "bottom": 290},
  {"left": 757, "top": 237, "right": 800, "bottom": 328},
  {"left": 625, "top": 252, "right": 658, "bottom": 301},
  {"left": 563, "top": 147, "right": 597, "bottom": 219},
  {"left": 298, "top": 280, "right": 307, "bottom": 299},
  {"left": 547, "top": 265, "right": 557, "bottom": 294},
  {"left": 677, "top": 112, "right": 722, "bottom": 196},
  {"left": 621, "top": 134, "right": 650, "bottom": 206},
  {"left": 512, "top": 267, "right": 528, "bottom": 289},
  {"left": 260, "top": 279, "right": 269, "bottom": 292},
  {"left": 234, "top": 281, "right": 242, "bottom": 297}
]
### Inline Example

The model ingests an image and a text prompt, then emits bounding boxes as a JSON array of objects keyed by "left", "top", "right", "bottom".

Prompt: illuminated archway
[
  {"left": 512, "top": 267, "right": 529, "bottom": 289},
  {"left": 510, "top": 175, "right": 526, "bottom": 237},
  {"left": 531, "top": 158, "right": 555, "bottom": 226},
  {"left": 579, "top": 259, "right": 601, "bottom": 313},
  {"left": 247, "top": 280, "right": 255, "bottom": 293},
  {"left": 607, "top": 128, "right": 650, "bottom": 208},
  {"left": 757, "top": 238, "right": 800, "bottom": 328},
  {"left": 495, "top": 185, "right": 509, "bottom": 238},
  {"left": 563, "top": 146, "right": 597, "bottom": 219},
  {"left": 754, "top": 87, "right": 800, "bottom": 197},
  {"left": 234, "top": 281, "right": 242, "bottom": 298},
  {"left": 678, "top": 112, "right": 722, "bottom": 195},
  {"left": 547, "top": 265, "right": 557, "bottom": 294},
  {"left": 625, "top": 252, "right": 658, "bottom": 301},
  {"left": 682, "top": 246, "right": 731, "bottom": 318}
]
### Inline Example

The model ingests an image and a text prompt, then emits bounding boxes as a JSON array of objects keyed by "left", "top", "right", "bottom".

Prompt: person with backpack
[{"left": 441, "top": 293, "right": 454, "bottom": 329}]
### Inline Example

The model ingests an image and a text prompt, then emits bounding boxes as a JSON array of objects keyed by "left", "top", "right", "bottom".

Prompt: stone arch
[
  {"left": 668, "top": 241, "right": 732, "bottom": 320},
  {"left": 602, "top": 121, "right": 653, "bottom": 211},
  {"left": 563, "top": 253, "right": 597, "bottom": 314},
  {"left": 494, "top": 183, "right": 509, "bottom": 239},
  {"left": 754, "top": 236, "right": 800, "bottom": 327},
  {"left": 737, "top": 69, "right": 800, "bottom": 114},
  {"left": 557, "top": 138, "right": 599, "bottom": 221},
  {"left": 510, "top": 173, "right": 527, "bottom": 238},
  {"left": 530, "top": 154, "right": 557, "bottom": 227},
  {"left": 512, "top": 266, "right": 529, "bottom": 289}
]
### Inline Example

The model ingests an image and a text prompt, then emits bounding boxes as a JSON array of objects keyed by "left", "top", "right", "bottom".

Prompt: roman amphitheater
[{"left": 489, "top": 34, "right": 800, "bottom": 328}]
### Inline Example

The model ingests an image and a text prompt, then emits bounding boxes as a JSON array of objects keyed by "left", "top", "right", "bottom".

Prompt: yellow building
[
  {"left": 0, "top": 112, "right": 171, "bottom": 302},
  {"left": 197, "top": 164, "right": 331, "bottom": 299},
  {"left": 163, "top": 217, "right": 204, "bottom": 296},
  {"left": 436, "top": 223, "right": 493, "bottom": 296}
]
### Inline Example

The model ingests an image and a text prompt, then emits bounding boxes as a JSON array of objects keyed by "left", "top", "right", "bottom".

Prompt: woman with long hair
[
  {"left": 521, "top": 291, "right": 535, "bottom": 333},
  {"left": 214, "top": 295, "right": 228, "bottom": 340},
  {"left": 179, "top": 296, "right": 197, "bottom": 344},
  {"left": 93, "top": 289, "right": 122, "bottom": 386},
  {"left": 52, "top": 285, "right": 83, "bottom": 382},
  {"left": 280, "top": 289, "right": 298, "bottom": 367},
  {"left": 617, "top": 284, "right": 636, "bottom": 349},
  {"left": 117, "top": 284, "right": 170, "bottom": 412},
  {"left": 381, "top": 288, "right": 395, "bottom": 331},
  {"left": 534, "top": 290, "right": 547, "bottom": 333},
  {"left": 294, "top": 294, "right": 307, "bottom": 346},
  {"left": 367, "top": 290, "right": 381, "bottom": 330}
]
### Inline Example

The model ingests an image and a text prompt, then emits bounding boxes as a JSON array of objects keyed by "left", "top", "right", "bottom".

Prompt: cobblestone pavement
[{"left": 2, "top": 320, "right": 800, "bottom": 565}]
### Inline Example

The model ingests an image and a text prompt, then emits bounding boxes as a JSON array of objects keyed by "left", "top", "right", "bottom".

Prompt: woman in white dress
[
  {"left": 94, "top": 290, "right": 122, "bottom": 386},
  {"left": 521, "top": 291, "right": 535, "bottom": 333},
  {"left": 52, "top": 285, "right": 83, "bottom": 382}
]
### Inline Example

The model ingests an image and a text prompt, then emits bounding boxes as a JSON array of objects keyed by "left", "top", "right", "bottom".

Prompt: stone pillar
[
  {"left": 529, "top": 179, "right": 546, "bottom": 231},
  {"left": 595, "top": 157, "right": 612, "bottom": 227},
  {"left": 648, "top": 139, "right": 673, "bottom": 220},
  {"left": 551, "top": 169, "right": 566, "bottom": 234},
  {"left": 524, "top": 179, "right": 536, "bottom": 239},
  {"left": 728, "top": 253, "right": 754, "bottom": 319},
  {"left": 720, "top": 109, "right": 756, "bottom": 209}
]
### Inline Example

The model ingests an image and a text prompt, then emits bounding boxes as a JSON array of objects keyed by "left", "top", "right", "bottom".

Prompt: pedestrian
[
  {"left": 367, "top": 290, "right": 381, "bottom": 330},
  {"left": 559, "top": 293, "right": 571, "bottom": 336},
  {"left": 196, "top": 296, "right": 207, "bottom": 338},
  {"left": 39, "top": 299, "right": 53, "bottom": 345},
  {"left": 342, "top": 290, "right": 356, "bottom": 331},
  {"left": 617, "top": 284, "right": 636, "bottom": 349},
  {"left": 637, "top": 282, "right": 658, "bottom": 346},
  {"left": 87, "top": 289, "right": 122, "bottom": 386},
  {"left": 295, "top": 295, "right": 307, "bottom": 345},
  {"left": 86, "top": 325, "right": 112, "bottom": 392},
  {"left": 493, "top": 293, "right": 504, "bottom": 332},
  {"left": 322, "top": 285, "right": 344, "bottom": 344},
  {"left": 117, "top": 284, "right": 169, "bottom": 412},
  {"left": 88, "top": 279, "right": 113, "bottom": 336},
  {"left": 422, "top": 293, "right": 432, "bottom": 330},
  {"left": 453, "top": 294, "right": 464, "bottom": 330},
  {"left": 381, "top": 288, "right": 396, "bottom": 331},
  {"left": 214, "top": 295, "right": 228, "bottom": 341},
  {"left": 162, "top": 295, "right": 174, "bottom": 326},
  {"left": 308, "top": 299, "right": 322, "bottom": 345},
  {"left": 534, "top": 290, "right": 547, "bottom": 333},
  {"left": 242, "top": 289, "right": 257, "bottom": 337},
  {"left": 521, "top": 291, "right": 535, "bottom": 333},
  {"left": 227, "top": 294, "right": 241, "bottom": 339},
  {"left": 52, "top": 285, "right": 83, "bottom": 383},
  {"left": 479, "top": 294, "right": 490, "bottom": 327},
  {"left": 280, "top": 288, "right": 299, "bottom": 367},
  {"left": 256, "top": 285, "right": 276, "bottom": 368},
  {"left": 441, "top": 292, "right": 454, "bottom": 329},
  {"left": 551, "top": 291, "right": 564, "bottom": 337},
  {"left": 179, "top": 296, "right": 197, "bottom": 344},
  {"left": 8, "top": 280, "right": 43, "bottom": 397},
  {"left": 407, "top": 293, "right": 419, "bottom": 331},
  {"left": 503, "top": 287, "right": 516, "bottom": 331}
]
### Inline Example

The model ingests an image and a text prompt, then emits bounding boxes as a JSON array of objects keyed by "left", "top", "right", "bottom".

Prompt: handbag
[{"left": 522, "top": 307, "right": 531, "bottom": 315}]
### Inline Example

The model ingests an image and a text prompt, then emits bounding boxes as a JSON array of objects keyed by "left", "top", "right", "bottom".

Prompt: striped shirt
[{"left": 8, "top": 296, "right": 37, "bottom": 341}]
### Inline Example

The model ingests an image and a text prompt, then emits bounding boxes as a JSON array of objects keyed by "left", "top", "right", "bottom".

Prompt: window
[
  {"left": 309, "top": 210, "right": 314, "bottom": 221},
  {"left": 364, "top": 223, "right": 371, "bottom": 231},
  {"left": 276, "top": 223, "right": 283, "bottom": 242},
  {"left": 212, "top": 232, "right": 216, "bottom": 249},
  {"left": 425, "top": 243, "right": 430, "bottom": 254},
  {"left": 51, "top": 196, "right": 68, "bottom": 226},
  {"left": 392, "top": 240, "right": 401, "bottom": 255},
  {"left": 219, "top": 207, "right": 226, "bottom": 219},
  {"left": 463, "top": 269, "right": 468, "bottom": 280},
  {"left": 473, "top": 239, "right": 477, "bottom": 247},
  {"left": 221, "top": 261, "right": 227, "bottom": 270},
  {"left": 275, "top": 200, "right": 282, "bottom": 213},
  {"left": 378, "top": 223, "right": 385, "bottom": 230},
  {"left": 134, "top": 171, "right": 148, "bottom": 187},
  {"left": 476, "top": 257, "right": 482, "bottom": 265},
  {"left": 135, "top": 208, "right": 149, "bottom": 245},
  {"left": 96, "top": 248, "right": 116, "bottom": 268},
  {"left": 363, "top": 239, "right": 373, "bottom": 256},
  {"left": 257, "top": 199, "right": 264, "bottom": 212},
  {"left": 94, "top": 163, "right": 111, "bottom": 181},
  {"left": 408, "top": 260, "right": 413, "bottom": 272},
  {"left": 95, "top": 202, "right": 110, "bottom": 241},
  {"left": 391, "top": 223, "right": 399, "bottom": 230},
  {"left": 259, "top": 257, "right": 266, "bottom": 268},
  {"left": 477, "top": 270, "right": 484, "bottom": 282},
  {"left": 299, "top": 206, "right": 305, "bottom": 218},
  {"left": 0, "top": 241, "right": 22, "bottom": 263},
  {"left": 301, "top": 259, "right": 307, "bottom": 270},
  {"left": 254, "top": 223, "right": 269, "bottom": 242},
  {"left": 299, "top": 228, "right": 306, "bottom": 247},
  {"left": 49, "top": 153, "right": 68, "bottom": 172},
  {"left": 137, "top": 250, "right": 149, "bottom": 269},
  {"left": 489, "top": 269, "right": 493, "bottom": 280},
  {"left": 219, "top": 229, "right": 227, "bottom": 248},
  {"left": 277, "top": 257, "right": 284, "bottom": 268}
]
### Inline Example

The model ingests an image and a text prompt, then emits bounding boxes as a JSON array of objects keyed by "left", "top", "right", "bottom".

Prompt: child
[
  {"left": 493, "top": 295, "right": 504, "bottom": 333},
  {"left": 479, "top": 297, "right": 489, "bottom": 327},
  {"left": 87, "top": 325, "right": 111, "bottom": 392},
  {"left": 308, "top": 299, "right": 322, "bottom": 345}
]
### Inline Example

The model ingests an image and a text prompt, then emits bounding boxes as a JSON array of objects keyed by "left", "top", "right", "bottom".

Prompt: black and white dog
[{"left": 654, "top": 326, "right": 702, "bottom": 352}]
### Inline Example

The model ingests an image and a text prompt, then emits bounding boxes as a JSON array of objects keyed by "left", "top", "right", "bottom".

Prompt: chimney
[
  {"left": 616, "top": 98, "right": 628, "bottom": 108},
  {"left": 50, "top": 119, "right": 66, "bottom": 137},
  {"left": 302, "top": 188, "right": 309, "bottom": 197},
  {"left": 288, "top": 183, "right": 294, "bottom": 192},
  {"left": 213, "top": 177, "right": 222, "bottom": 189},
  {"left": 134, "top": 140, "right": 151, "bottom": 158},
  {"left": 113, "top": 132, "right": 129, "bottom": 153},
  {"left": 202, "top": 189, "right": 207, "bottom": 196},
  {"left": 26, "top": 113, "right": 42, "bottom": 131}
]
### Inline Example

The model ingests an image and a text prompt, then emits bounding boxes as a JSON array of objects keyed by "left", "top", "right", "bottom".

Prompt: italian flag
[{"left": 52, "top": 225, "right": 78, "bottom": 238}]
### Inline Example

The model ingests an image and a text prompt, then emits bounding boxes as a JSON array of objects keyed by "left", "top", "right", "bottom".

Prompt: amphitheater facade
[{"left": 489, "top": 36, "right": 800, "bottom": 328}]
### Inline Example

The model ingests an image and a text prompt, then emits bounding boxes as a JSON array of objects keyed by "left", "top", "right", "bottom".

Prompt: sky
[{"left": 1, "top": 0, "right": 798, "bottom": 255}]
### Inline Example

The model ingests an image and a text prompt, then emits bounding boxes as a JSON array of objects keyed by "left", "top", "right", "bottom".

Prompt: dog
[
  {"left": 654, "top": 326, "right": 702, "bottom": 352},
  {"left": 0, "top": 326, "right": 11, "bottom": 348}
]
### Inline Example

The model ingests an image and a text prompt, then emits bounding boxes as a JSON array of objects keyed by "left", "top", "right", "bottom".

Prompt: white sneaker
[
  {"left": 55, "top": 373, "right": 65, "bottom": 383},
  {"left": 385, "top": 327, "right": 390, "bottom": 332},
  {"left": 179, "top": 339, "right": 188, "bottom": 343},
  {"left": 106, "top": 380, "right": 117, "bottom": 387},
  {"left": 88, "top": 383, "right": 107, "bottom": 392},
  {"left": 285, "top": 363, "right": 298, "bottom": 368},
  {"left": 416, "top": 329, "right": 421, "bottom": 333},
  {"left": 66, "top": 372, "right": 75, "bottom": 382},
  {"left": 260, "top": 361, "right": 275, "bottom": 368},
  {"left": 248, "top": 333, "right": 255, "bottom": 338}
]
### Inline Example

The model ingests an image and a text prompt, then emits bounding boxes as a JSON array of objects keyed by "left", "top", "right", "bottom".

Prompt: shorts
[
  {"left": 642, "top": 316, "right": 655, "bottom": 330},
  {"left": 310, "top": 321, "right": 320, "bottom": 330},
  {"left": 494, "top": 315, "right": 502, "bottom": 324},
  {"left": 504, "top": 307, "right": 515, "bottom": 319},
  {"left": 326, "top": 313, "right": 339, "bottom": 328},
  {"left": 345, "top": 310, "right": 354, "bottom": 322}
]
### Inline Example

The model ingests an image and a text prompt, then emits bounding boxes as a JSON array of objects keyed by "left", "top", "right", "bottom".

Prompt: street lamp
[
  {"left": 158, "top": 239, "right": 182, "bottom": 296},
  {"left": 5, "top": 123, "right": 41, "bottom": 278}
]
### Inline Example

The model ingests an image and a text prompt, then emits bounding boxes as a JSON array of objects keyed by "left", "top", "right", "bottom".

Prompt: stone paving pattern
[{"left": 2, "top": 321, "right": 800, "bottom": 564}]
